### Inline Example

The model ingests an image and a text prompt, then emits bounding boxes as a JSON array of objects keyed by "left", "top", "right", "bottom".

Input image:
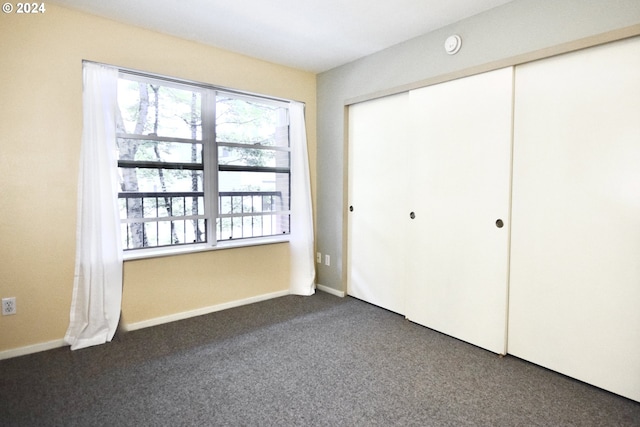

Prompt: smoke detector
[{"left": 444, "top": 35, "right": 462, "bottom": 55}]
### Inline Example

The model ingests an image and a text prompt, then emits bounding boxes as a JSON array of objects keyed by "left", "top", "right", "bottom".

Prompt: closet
[
  {"left": 347, "top": 36, "right": 640, "bottom": 402},
  {"left": 347, "top": 92, "right": 409, "bottom": 315},
  {"left": 405, "top": 67, "right": 513, "bottom": 355},
  {"left": 508, "top": 37, "right": 640, "bottom": 402}
]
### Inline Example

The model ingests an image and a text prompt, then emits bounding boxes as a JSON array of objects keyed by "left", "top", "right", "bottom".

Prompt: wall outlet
[
  {"left": 324, "top": 254, "right": 331, "bottom": 266},
  {"left": 317, "top": 252, "right": 322, "bottom": 263},
  {"left": 2, "top": 297, "right": 16, "bottom": 316}
]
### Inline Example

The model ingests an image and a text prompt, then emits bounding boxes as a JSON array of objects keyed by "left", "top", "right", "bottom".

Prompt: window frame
[
  {"left": 116, "top": 70, "right": 292, "bottom": 260},
  {"left": 215, "top": 90, "right": 292, "bottom": 243}
]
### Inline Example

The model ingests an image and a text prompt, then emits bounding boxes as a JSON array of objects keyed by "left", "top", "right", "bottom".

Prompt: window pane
[
  {"left": 218, "top": 193, "right": 283, "bottom": 215},
  {"left": 216, "top": 96, "right": 288, "bottom": 148},
  {"left": 172, "top": 197, "right": 185, "bottom": 216},
  {"left": 217, "top": 213, "right": 290, "bottom": 241},
  {"left": 219, "top": 170, "right": 276, "bottom": 192},
  {"left": 118, "top": 79, "right": 202, "bottom": 140},
  {"left": 156, "top": 197, "right": 171, "bottom": 218},
  {"left": 121, "top": 219, "right": 206, "bottom": 249},
  {"left": 185, "top": 196, "right": 205, "bottom": 216},
  {"left": 120, "top": 195, "right": 203, "bottom": 219},
  {"left": 117, "top": 139, "right": 202, "bottom": 164},
  {"left": 119, "top": 168, "right": 203, "bottom": 193},
  {"left": 218, "top": 172, "right": 289, "bottom": 214},
  {"left": 143, "top": 197, "right": 158, "bottom": 218},
  {"left": 218, "top": 146, "right": 289, "bottom": 168}
]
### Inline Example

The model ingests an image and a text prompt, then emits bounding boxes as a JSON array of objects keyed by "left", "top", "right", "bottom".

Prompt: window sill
[{"left": 122, "top": 235, "right": 290, "bottom": 261}]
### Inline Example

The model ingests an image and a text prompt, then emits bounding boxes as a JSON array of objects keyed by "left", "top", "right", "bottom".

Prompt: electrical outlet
[
  {"left": 317, "top": 252, "right": 322, "bottom": 263},
  {"left": 324, "top": 254, "right": 331, "bottom": 266},
  {"left": 2, "top": 297, "right": 16, "bottom": 316}
]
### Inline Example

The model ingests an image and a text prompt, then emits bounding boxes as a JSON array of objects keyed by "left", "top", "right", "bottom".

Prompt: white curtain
[
  {"left": 288, "top": 101, "right": 316, "bottom": 295},
  {"left": 64, "top": 63, "right": 123, "bottom": 350}
]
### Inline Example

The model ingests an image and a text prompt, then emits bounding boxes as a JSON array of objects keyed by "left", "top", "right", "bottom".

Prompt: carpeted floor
[{"left": 1, "top": 291, "right": 639, "bottom": 426}]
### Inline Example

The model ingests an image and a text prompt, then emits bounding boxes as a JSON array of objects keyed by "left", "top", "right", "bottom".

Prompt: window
[{"left": 116, "top": 73, "right": 291, "bottom": 251}]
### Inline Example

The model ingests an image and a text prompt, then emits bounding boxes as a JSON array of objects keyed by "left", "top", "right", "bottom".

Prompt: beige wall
[{"left": 0, "top": 4, "right": 316, "bottom": 353}]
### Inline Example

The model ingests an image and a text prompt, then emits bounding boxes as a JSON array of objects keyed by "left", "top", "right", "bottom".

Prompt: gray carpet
[{"left": 1, "top": 291, "right": 639, "bottom": 426}]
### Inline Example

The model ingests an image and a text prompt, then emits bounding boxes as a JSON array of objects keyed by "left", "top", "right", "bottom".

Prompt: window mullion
[{"left": 203, "top": 89, "right": 218, "bottom": 246}]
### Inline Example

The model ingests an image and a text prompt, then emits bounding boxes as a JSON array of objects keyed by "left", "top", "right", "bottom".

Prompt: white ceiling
[{"left": 50, "top": 0, "right": 514, "bottom": 73}]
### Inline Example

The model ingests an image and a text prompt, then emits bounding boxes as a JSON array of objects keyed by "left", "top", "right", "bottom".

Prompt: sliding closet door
[
  {"left": 509, "top": 37, "right": 640, "bottom": 402},
  {"left": 405, "top": 68, "right": 514, "bottom": 354},
  {"left": 347, "top": 93, "right": 409, "bottom": 314}
]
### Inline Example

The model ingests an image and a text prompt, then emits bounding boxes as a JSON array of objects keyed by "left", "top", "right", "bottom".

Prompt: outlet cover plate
[{"left": 2, "top": 297, "right": 16, "bottom": 315}]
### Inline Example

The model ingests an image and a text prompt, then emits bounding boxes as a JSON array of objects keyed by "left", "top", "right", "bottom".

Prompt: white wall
[{"left": 316, "top": 0, "right": 640, "bottom": 292}]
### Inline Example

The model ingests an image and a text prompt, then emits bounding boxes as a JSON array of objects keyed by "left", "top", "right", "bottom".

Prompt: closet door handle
[
  {"left": 349, "top": 206, "right": 354, "bottom": 212},
  {"left": 410, "top": 212, "right": 416, "bottom": 219},
  {"left": 495, "top": 219, "right": 504, "bottom": 228}
]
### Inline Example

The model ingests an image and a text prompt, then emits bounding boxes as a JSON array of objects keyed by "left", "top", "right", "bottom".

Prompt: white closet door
[
  {"left": 509, "top": 37, "right": 640, "bottom": 402},
  {"left": 347, "top": 93, "right": 409, "bottom": 314},
  {"left": 405, "top": 68, "right": 514, "bottom": 354}
]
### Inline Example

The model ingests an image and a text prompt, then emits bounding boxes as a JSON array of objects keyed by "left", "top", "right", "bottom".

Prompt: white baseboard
[
  {"left": 0, "top": 339, "right": 66, "bottom": 361},
  {"left": 317, "top": 283, "right": 345, "bottom": 297},
  {"left": 124, "top": 289, "right": 290, "bottom": 332},
  {"left": 0, "top": 289, "right": 309, "bottom": 360}
]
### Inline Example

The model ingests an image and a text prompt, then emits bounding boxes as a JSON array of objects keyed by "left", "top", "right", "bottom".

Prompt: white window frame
[{"left": 117, "top": 70, "right": 291, "bottom": 260}]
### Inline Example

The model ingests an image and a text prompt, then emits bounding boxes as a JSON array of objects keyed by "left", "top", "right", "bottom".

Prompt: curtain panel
[
  {"left": 288, "top": 101, "right": 316, "bottom": 296},
  {"left": 65, "top": 67, "right": 314, "bottom": 351},
  {"left": 64, "top": 63, "right": 123, "bottom": 351}
]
